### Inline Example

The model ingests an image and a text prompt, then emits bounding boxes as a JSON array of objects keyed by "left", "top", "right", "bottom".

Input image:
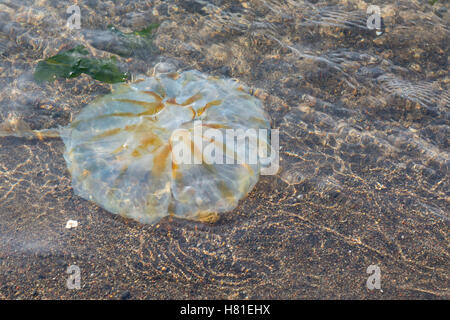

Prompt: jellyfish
[{"left": 0, "top": 70, "right": 272, "bottom": 224}]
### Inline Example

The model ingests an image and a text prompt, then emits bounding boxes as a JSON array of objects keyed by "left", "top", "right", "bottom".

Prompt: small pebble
[
  {"left": 120, "top": 291, "right": 131, "bottom": 300},
  {"left": 65, "top": 220, "right": 78, "bottom": 229}
]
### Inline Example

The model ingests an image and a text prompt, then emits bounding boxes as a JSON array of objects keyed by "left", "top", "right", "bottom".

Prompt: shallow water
[{"left": 0, "top": 0, "right": 448, "bottom": 299}]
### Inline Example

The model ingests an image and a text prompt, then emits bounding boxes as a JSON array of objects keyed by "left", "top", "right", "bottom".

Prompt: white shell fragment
[{"left": 65, "top": 220, "right": 79, "bottom": 229}]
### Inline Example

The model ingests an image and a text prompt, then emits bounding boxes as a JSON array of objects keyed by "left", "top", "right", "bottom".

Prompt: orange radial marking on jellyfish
[
  {"left": 239, "top": 161, "right": 253, "bottom": 175},
  {"left": 202, "top": 162, "right": 217, "bottom": 175},
  {"left": 113, "top": 99, "right": 162, "bottom": 110},
  {"left": 167, "top": 72, "right": 181, "bottom": 80},
  {"left": 168, "top": 139, "right": 183, "bottom": 181},
  {"left": 196, "top": 100, "right": 222, "bottom": 116},
  {"left": 137, "top": 102, "right": 165, "bottom": 116},
  {"left": 152, "top": 144, "right": 171, "bottom": 176},
  {"left": 110, "top": 164, "right": 130, "bottom": 191},
  {"left": 197, "top": 211, "right": 219, "bottom": 223},
  {"left": 35, "top": 131, "right": 44, "bottom": 141},
  {"left": 181, "top": 93, "right": 203, "bottom": 106},
  {"left": 188, "top": 106, "right": 196, "bottom": 119},
  {"left": 165, "top": 97, "right": 180, "bottom": 105},
  {"left": 171, "top": 158, "right": 182, "bottom": 181},
  {"left": 129, "top": 131, "right": 163, "bottom": 158},
  {"left": 131, "top": 149, "right": 141, "bottom": 157},
  {"left": 142, "top": 134, "right": 160, "bottom": 147},
  {"left": 199, "top": 133, "right": 254, "bottom": 175},
  {"left": 185, "top": 134, "right": 204, "bottom": 164},
  {"left": 90, "top": 127, "right": 122, "bottom": 141},
  {"left": 123, "top": 124, "right": 140, "bottom": 131},
  {"left": 201, "top": 123, "right": 231, "bottom": 129},
  {"left": 94, "top": 112, "right": 140, "bottom": 121},
  {"left": 216, "top": 181, "right": 235, "bottom": 202},
  {"left": 249, "top": 116, "right": 269, "bottom": 126},
  {"left": 204, "top": 135, "right": 226, "bottom": 155},
  {"left": 142, "top": 91, "right": 163, "bottom": 102},
  {"left": 112, "top": 144, "right": 127, "bottom": 154},
  {"left": 76, "top": 105, "right": 161, "bottom": 126},
  {"left": 76, "top": 167, "right": 91, "bottom": 184},
  {"left": 140, "top": 133, "right": 163, "bottom": 152}
]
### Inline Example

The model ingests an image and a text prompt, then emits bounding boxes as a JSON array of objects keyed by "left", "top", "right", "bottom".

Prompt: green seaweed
[
  {"left": 33, "top": 45, "right": 129, "bottom": 84},
  {"left": 429, "top": 0, "right": 438, "bottom": 5}
]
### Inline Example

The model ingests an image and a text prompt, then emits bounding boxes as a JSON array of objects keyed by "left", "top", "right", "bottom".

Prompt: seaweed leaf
[{"left": 34, "top": 45, "right": 129, "bottom": 84}]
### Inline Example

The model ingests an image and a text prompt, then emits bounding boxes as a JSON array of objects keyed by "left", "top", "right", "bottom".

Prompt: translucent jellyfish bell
[{"left": 61, "top": 70, "right": 272, "bottom": 224}]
